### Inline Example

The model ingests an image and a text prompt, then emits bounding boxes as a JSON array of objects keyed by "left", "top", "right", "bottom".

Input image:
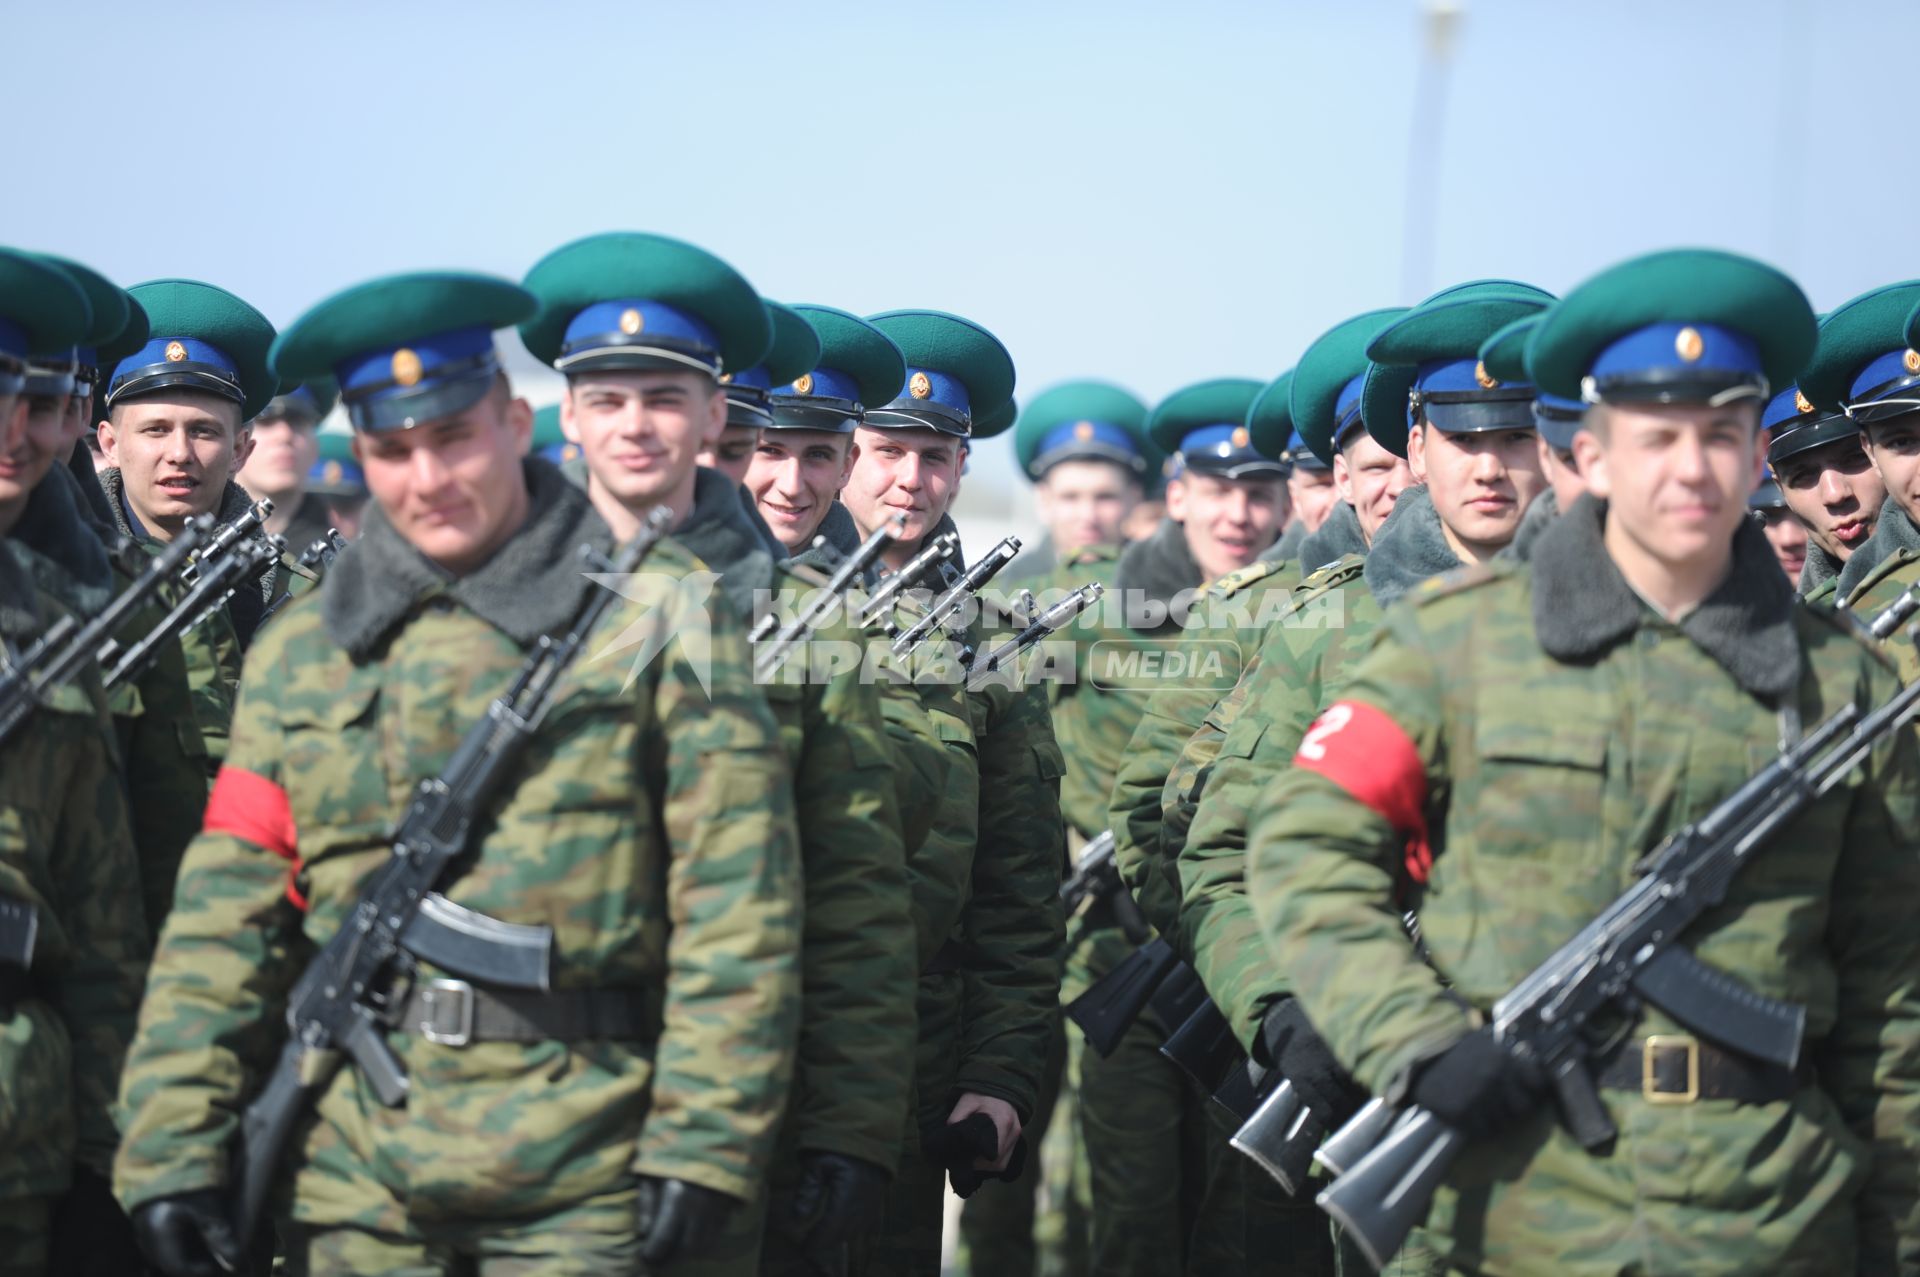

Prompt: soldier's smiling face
[
  {"left": 1408, "top": 423, "right": 1545, "bottom": 563},
  {"left": 100, "top": 392, "right": 253, "bottom": 535},
  {"left": 1575, "top": 400, "right": 1764, "bottom": 567},
  {"left": 563, "top": 370, "right": 725, "bottom": 517},
  {"left": 1859, "top": 410, "right": 1920, "bottom": 531},
  {"left": 355, "top": 380, "right": 533, "bottom": 575},
  {"left": 1287, "top": 464, "right": 1339, "bottom": 534},
  {"left": 0, "top": 392, "right": 30, "bottom": 528},
  {"left": 1165, "top": 470, "right": 1286, "bottom": 584},
  {"left": 1035, "top": 458, "right": 1140, "bottom": 552},
  {"left": 1335, "top": 429, "right": 1414, "bottom": 545},
  {"left": 844, "top": 425, "right": 964, "bottom": 558},
  {"left": 746, "top": 429, "right": 856, "bottom": 551}
]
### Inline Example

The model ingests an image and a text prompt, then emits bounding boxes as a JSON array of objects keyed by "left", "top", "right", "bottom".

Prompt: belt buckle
[
  {"left": 419, "top": 978, "right": 475, "bottom": 1048},
  {"left": 1642, "top": 1034, "right": 1700, "bottom": 1105}
]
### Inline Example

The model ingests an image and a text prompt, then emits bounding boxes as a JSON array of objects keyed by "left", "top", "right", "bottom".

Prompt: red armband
[
  {"left": 1294, "top": 701, "right": 1434, "bottom": 884},
  {"left": 203, "top": 766, "right": 307, "bottom": 910}
]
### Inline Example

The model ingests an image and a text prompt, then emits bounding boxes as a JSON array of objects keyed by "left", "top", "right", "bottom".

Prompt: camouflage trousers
[
  {"left": 0, "top": 1194, "right": 49, "bottom": 1277},
  {"left": 847, "top": 970, "right": 966, "bottom": 1277},
  {"left": 278, "top": 1184, "right": 640, "bottom": 1276}
]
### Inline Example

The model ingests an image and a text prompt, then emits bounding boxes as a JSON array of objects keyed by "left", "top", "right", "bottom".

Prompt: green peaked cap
[
  {"left": 33, "top": 254, "right": 144, "bottom": 354},
  {"left": 782, "top": 304, "right": 906, "bottom": 410},
  {"left": 532, "top": 402, "right": 564, "bottom": 450},
  {"left": 0, "top": 248, "right": 92, "bottom": 367},
  {"left": 518, "top": 231, "right": 772, "bottom": 376},
  {"left": 1146, "top": 377, "right": 1267, "bottom": 455},
  {"left": 755, "top": 301, "right": 821, "bottom": 386},
  {"left": 270, "top": 272, "right": 534, "bottom": 432},
  {"left": 1798, "top": 281, "right": 1920, "bottom": 411},
  {"left": 1528, "top": 248, "right": 1815, "bottom": 403},
  {"left": 1014, "top": 380, "right": 1153, "bottom": 479},
  {"left": 1477, "top": 314, "right": 1541, "bottom": 385},
  {"left": 1360, "top": 280, "right": 1555, "bottom": 457},
  {"left": 105, "top": 279, "right": 280, "bottom": 420},
  {"left": 1289, "top": 308, "right": 1409, "bottom": 465},
  {"left": 1244, "top": 370, "right": 1295, "bottom": 461},
  {"left": 865, "top": 309, "right": 1016, "bottom": 437}
]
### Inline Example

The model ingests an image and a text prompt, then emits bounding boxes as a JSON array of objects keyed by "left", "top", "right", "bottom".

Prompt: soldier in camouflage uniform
[
  {"left": 827, "top": 307, "right": 1064, "bottom": 1277},
  {"left": 1798, "top": 284, "right": 1920, "bottom": 652},
  {"left": 114, "top": 272, "right": 805, "bottom": 1276},
  {"left": 521, "top": 238, "right": 917, "bottom": 1277},
  {"left": 0, "top": 248, "right": 152, "bottom": 1277},
  {"left": 1256, "top": 248, "right": 1920, "bottom": 1275},
  {"left": 241, "top": 377, "right": 342, "bottom": 557},
  {"left": 93, "top": 279, "right": 305, "bottom": 769},
  {"left": 1030, "top": 376, "right": 1288, "bottom": 1276},
  {"left": 8, "top": 255, "right": 212, "bottom": 936}
]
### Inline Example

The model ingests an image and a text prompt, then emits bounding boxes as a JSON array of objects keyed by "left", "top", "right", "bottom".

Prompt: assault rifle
[
  {"left": 966, "top": 582, "right": 1104, "bottom": 690},
  {"left": 101, "top": 533, "right": 287, "bottom": 692},
  {"left": 225, "top": 508, "right": 672, "bottom": 1252},
  {"left": 888, "top": 536, "right": 1020, "bottom": 656},
  {"left": 853, "top": 531, "right": 959, "bottom": 631},
  {"left": 0, "top": 519, "right": 207, "bottom": 747},
  {"left": 1313, "top": 611, "right": 1920, "bottom": 1268},
  {"left": 752, "top": 514, "right": 901, "bottom": 680}
]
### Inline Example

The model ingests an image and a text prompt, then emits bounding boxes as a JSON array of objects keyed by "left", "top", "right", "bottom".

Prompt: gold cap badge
[
  {"left": 717, "top": 372, "right": 733, "bottom": 385},
  {"left": 390, "top": 348, "right": 423, "bottom": 388},
  {"left": 1675, "top": 327, "right": 1704, "bottom": 364},
  {"left": 322, "top": 461, "right": 342, "bottom": 484},
  {"left": 1474, "top": 360, "right": 1499, "bottom": 390},
  {"left": 1794, "top": 390, "right": 1813, "bottom": 415},
  {"left": 1073, "top": 420, "right": 1095, "bottom": 441},
  {"left": 1905, "top": 349, "right": 1920, "bottom": 375},
  {"left": 908, "top": 372, "right": 932, "bottom": 400},
  {"left": 619, "top": 308, "right": 644, "bottom": 335},
  {"left": 793, "top": 373, "right": 813, "bottom": 395},
  {"left": 164, "top": 340, "right": 187, "bottom": 363},
  {"left": 1231, "top": 426, "right": 1251, "bottom": 448}
]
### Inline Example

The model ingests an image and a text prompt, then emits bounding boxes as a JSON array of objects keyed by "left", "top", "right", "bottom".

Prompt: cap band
[{"left": 559, "top": 299, "right": 723, "bottom": 376}]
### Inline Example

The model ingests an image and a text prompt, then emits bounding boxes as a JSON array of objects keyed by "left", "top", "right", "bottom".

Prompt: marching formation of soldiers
[{"left": 1, "top": 233, "right": 1917, "bottom": 1277}]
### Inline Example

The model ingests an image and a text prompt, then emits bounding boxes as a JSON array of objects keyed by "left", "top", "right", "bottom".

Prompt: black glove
[
  {"left": 919, "top": 1113, "right": 1027, "bottom": 1199},
  {"left": 132, "top": 1189, "right": 240, "bottom": 1277},
  {"left": 1258, "top": 998, "right": 1368, "bottom": 1127},
  {"left": 1408, "top": 1027, "right": 1548, "bottom": 1139},
  {"left": 50, "top": 1166, "right": 145, "bottom": 1276},
  {"left": 785, "top": 1151, "right": 889, "bottom": 1255},
  {"left": 634, "top": 1176, "right": 735, "bottom": 1267}
]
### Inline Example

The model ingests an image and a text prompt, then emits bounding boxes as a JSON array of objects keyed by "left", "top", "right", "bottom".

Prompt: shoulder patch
[
  {"left": 1298, "top": 553, "right": 1367, "bottom": 593},
  {"left": 1841, "top": 546, "right": 1920, "bottom": 608},
  {"left": 1205, "top": 557, "right": 1287, "bottom": 599},
  {"left": 1065, "top": 544, "right": 1120, "bottom": 568},
  {"left": 1403, "top": 560, "right": 1512, "bottom": 608}
]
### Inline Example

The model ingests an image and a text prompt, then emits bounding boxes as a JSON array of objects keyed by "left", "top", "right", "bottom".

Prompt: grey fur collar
[
  {"left": 1837, "top": 496, "right": 1920, "bottom": 599},
  {"left": 1799, "top": 540, "right": 1844, "bottom": 595},
  {"left": 1297, "top": 500, "right": 1368, "bottom": 575},
  {"left": 1497, "top": 488, "right": 1560, "bottom": 566},
  {"left": 0, "top": 540, "right": 43, "bottom": 639},
  {"left": 1363, "top": 484, "right": 1463, "bottom": 609},
  {"left": 673, "top": 467, "right": 778, "bottom": 618},
  {"left": 322, "top": 458, "right": 600, "bottom": 659},
  {"left": 1269, "top": 519, "right": 1307, "bottom": 564},
  {"left": 13, "top": 466, "right": 116, "bottom": 616},
  {"left": 1532, "top": 495, "right": 1800, "bottom": 701},
  {"left": 98, "top": 466, "right": 276, "bottom": 603},
  {"left": 1118, "top": 517, "right": 1202, "bottom": 605}
]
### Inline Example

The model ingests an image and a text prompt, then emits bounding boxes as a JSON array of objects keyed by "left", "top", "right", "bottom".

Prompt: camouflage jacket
[
  {"left": 1105, "top": 554, "right": 1300, "bottom": 943},
  {"left": 14, "top": 467, "right": 209, "bottom": 930},
  {"left": 0, "top": 541, "right": 150, "bottom": 1198},
  {"left": 673, "top": 478, "right": 916, "bottom": 1172},
  {"left": 98, "top": 468, "right": 303, "bottom": 768},
  {"left": 114, "top": 463, "right": 804, "bottom": 1225},
  {"left": 1252, "top": 501, "right": 1920, "bottom": 1274},
  {"left": 1836, "top": 500, "right": 1920, "bottom": 682},
  {"left": 846, "top": 510, "right": 1066, "bottom": 1121}
]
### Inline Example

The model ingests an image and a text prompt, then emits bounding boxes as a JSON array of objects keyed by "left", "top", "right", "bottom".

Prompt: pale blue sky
[{"left": 12, "top": 0, "right": 1909, "bottom": 510}]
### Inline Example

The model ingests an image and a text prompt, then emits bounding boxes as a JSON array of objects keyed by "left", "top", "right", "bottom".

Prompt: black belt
[
  {"left": 1594, "top": 1034, "right": 1810, "bottom": 1105},
  {"left": 394, "top": 980, "right": 653, "bottom": 1047},
  {"left": 923, "top": 941, "right": 965, "bottom": 977}
]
